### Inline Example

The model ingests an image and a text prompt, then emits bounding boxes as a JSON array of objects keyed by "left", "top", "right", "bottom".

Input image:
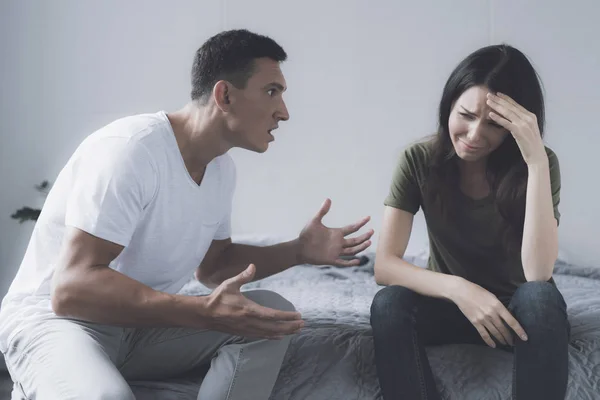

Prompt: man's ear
[{"left": 213, "top": 80, "right": 232, "bottom": 112}]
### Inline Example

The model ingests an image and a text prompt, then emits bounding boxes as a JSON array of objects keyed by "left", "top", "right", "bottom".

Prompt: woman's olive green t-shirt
[{"left": 384, "top": 140, "right": 561, "bottom": 301}]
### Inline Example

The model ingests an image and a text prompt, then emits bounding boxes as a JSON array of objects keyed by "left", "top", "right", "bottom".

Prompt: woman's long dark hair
[{"left": 426, "top": 44, "right": 545, "bottom": 256}]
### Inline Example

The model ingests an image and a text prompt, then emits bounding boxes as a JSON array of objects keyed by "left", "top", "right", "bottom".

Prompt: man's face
[{"left": 225, "top": 57, "right": 290, "bottom": 153}]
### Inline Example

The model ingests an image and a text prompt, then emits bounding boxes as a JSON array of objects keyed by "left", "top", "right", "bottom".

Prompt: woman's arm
[
  {"left": 521, "top": 160, "right": 558, "bottom": 281},
  {"left": 374, "top": 206, "right": 528, "bottom": 347},
  {"left": 486, "top": 92, "right": 559, "bottom": 281},
  {"left": 374, "top": 206, "right": 462, "bottom": 300}
]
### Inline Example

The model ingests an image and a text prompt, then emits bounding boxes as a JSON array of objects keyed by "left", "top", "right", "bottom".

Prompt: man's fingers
[
  {"left": 343, "top": 230, "right": 374, "bottom": 248},
  {"left": 232, "top": 322, "right": 302, "bottom": 339},
  {"left": 217, "top": 309, "right": 304, "bottom": 339},
  {"left": 238, "top": 307, "right": 305, "bottom": 337},
  {"left": 244, "top": 302, "right": 303, "bottom": 321},
  {"left": 314, "top": 198, "right": 332, "bottom": 222},
  {"left": 254, "top": 319, "right": 304, "bottom": 335},
  {"left": 223, "top": 264, "right": 256, "bottom": 289},
  {"left": 501, "top": 310, "right": 528, "bottom": 341},
  {"left": 333, "top": 258, "right": 361, "bottom": 267},
  {"left": 341, "top": 216, "right": 371, "bottom": 236},
  {"left": 341, "top": 241, "right": 371, "bottom": 256},
  {"left": 245, "top": 319, "right": 304, "bottom": 337}
]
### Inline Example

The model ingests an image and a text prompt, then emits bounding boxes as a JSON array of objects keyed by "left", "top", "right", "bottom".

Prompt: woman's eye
[{"left": 459, "top": 112, "right": 474, "bottom": 120}]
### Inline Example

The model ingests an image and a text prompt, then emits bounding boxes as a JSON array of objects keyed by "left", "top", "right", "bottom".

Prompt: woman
[{"left": 370, "top": 44, "right": 569, "bottom": 400}]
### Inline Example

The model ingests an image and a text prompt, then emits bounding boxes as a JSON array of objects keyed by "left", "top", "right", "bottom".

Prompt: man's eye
[{"left": 267, "top": 89, "right": 276, "bottom": 96}]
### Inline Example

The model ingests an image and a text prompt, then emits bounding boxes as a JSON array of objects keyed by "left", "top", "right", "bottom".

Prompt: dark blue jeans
[{"left": 370, "top": 281, "right": 570, "bottom": 400}]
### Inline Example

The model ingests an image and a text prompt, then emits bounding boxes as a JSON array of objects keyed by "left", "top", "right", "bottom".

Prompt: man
[{"left": 0, "top": 29, "right": 372, "bottom": 399}]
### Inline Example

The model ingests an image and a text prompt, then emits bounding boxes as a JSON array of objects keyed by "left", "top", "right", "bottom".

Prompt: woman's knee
[
  {"left": 510, "top": 281, "right": 568, "bottom": 329},
  {"left": 370, "top": 285, "right": 419, "bottom": 325}
]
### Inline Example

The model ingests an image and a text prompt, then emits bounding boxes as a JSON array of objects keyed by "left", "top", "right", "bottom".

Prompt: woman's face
[{"left": 448, "top": 85, "right": 510, "bottom": 162}]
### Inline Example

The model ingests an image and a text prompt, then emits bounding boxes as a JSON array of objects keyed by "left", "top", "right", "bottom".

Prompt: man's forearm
[
  {"left": 521, "top": 161, "right": 558, "bottom": 281},
  {"left": 52, "top": 266, "right": 208, "bottom": 328},
  {"left": 202, "top": 240, "right": 301, "bottom": 287}
]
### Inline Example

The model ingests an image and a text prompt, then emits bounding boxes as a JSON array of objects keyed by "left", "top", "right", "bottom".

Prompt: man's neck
[{"left": 167, "top": 102, "right": 232, "bottom": 182}]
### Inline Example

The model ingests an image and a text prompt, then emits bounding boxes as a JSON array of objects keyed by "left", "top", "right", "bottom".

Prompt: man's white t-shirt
[{"left": 0, "top": 111, "right": 236, "bottom": 353}]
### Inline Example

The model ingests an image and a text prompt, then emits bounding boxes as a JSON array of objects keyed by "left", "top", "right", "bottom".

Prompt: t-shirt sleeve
[
  {"left": 214, "top": 213, "right": 231, "bottom": 240},
  {"left": 213, "top": 154, "right": 236, "bottom": 240},
  {"left": 547, "top": 148, "right": 561, "bottom": 225},
  {"left": 65, "top": 138, "right": 157, "bottom": 247},
  {"left": 384, "top": 146, "right": 422, "bottom": 214}
]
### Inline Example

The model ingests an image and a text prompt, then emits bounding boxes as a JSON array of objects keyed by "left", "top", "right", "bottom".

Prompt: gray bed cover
[{"left": 129, "top": 255, "right": 600, "bottom": 400}]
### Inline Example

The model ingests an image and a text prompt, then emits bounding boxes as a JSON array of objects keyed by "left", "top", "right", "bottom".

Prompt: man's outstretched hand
[
  {"left": 296, "top": 199, "right": 373, "bottom": 267},
  {"left": 204, "top": 264, "right": 304, "bottom": 339}
]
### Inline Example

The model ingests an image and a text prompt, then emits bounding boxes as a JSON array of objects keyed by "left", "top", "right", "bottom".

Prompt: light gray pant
[{"left": 4, "top": 290, "right": 293, "bottom": 400}]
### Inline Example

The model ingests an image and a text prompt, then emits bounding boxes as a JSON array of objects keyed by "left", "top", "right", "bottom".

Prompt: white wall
[{"left": 1, "top": 0, "right": 599, "bottom": 315}]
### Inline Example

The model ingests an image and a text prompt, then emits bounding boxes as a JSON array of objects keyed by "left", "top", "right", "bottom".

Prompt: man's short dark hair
[{"left": 191, "top": 29, "right": 287, "bottom": 102}]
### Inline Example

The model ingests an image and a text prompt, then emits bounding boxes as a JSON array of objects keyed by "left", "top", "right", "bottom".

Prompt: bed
[{"left": 125, "top": 238, "right": 600, "bottom": 400}]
